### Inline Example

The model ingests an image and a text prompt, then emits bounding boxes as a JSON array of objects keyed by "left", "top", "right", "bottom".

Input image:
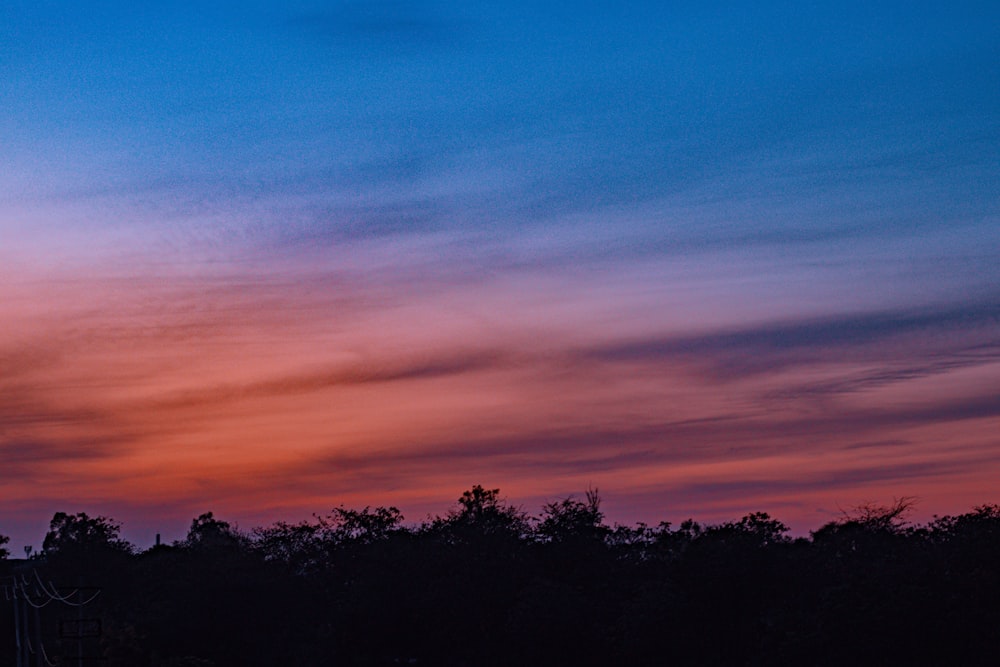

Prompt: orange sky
[{"left": 2, "top": 242, "right": 997, "bottom": 548}]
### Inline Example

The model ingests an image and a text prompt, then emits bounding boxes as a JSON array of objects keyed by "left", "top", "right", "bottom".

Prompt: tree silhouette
[
  {"left": 8, "top": 492, "right": 1000, "bottom": 666},
  {"left": 444, "top": 485, "right": 529, "bottom": 536},
  {"left": 321, "top": 505, "right": 403, "bottom": 545},
  {"left": 182, "top": 512, "right": 244, "bottom": 550},
  {"left": 438, "top": 482, "right": 520, "bottom": 538},
  {"left": 42, "top": 511, "right": 133, "bottom": 556},
  {"left": 252, "top": 519, "right": 324, "bottom": 573},
  {"left": 536, "top": 487, "right": 607, "bottom": 544}
]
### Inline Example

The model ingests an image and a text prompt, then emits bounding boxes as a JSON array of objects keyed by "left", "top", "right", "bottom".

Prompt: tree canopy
[{"left": 1, "top": 492, "right": 997, "bottom": 667}]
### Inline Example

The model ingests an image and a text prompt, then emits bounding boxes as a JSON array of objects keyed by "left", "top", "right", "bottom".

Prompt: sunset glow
[{"left": 2, "top": 0, "right": 998, "bottom": 548}]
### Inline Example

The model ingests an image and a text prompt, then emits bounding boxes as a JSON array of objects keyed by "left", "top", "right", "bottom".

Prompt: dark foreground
[{"left": 2, "top": 488, "right": 999, "bottom": 666}]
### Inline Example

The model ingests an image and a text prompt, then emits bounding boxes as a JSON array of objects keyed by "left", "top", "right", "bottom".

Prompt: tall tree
[{"left": 42, "top": 511, "right": 133, "bottom": 556}]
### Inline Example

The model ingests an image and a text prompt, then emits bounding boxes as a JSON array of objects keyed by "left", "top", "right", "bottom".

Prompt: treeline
[{"left": 2, "top": 487, "right": 999, "bottom": 666}]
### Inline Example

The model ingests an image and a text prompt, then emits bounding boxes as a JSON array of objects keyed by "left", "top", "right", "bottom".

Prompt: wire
[
  {"left": 8, "top": 569, "right": 104, "bottom": 667},
  {"left": 34, "top": 570, "right": 79, "bottom": 603},
  {"left": 31, "top": 579, "right": 46, "bottom": 599},
  {"left": 59, "top": 589, "right": 101, "bottom": 607},
  {"left": 18, "top": 590, "right": 54, "bottom": 609},
  {"left": 11, "top": 582, "right": 22, "bottom": 652},
  {"left": 40, "top": 641, "right": 59, "bottom": 667},
  {"left": 9, "top": 575, "right": 75, "bottom": 666},
  {"left": 9, "top": 576, "right": 53, "bottom": 608},
  {"left": 16, "top": 569, "right": 100, "bottom": 606}
]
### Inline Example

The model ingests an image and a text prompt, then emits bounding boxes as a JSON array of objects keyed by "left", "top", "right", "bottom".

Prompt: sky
[{"left": 1, "top": 0, "right": 998, "bottom": 549}]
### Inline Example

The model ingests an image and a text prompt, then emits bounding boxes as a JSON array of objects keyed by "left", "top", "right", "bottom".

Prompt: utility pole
[
  {"left": 33, "top": 601, "right": 43, "bottom": 667},
  {"left": 77, "top": 577, "right": 84, "bottom": 667},
  {"left": 11, "top": 579, "right": 23, "bottom": 667}
]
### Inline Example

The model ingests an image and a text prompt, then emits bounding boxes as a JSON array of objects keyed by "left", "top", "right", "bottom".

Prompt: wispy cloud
[
  {"left": 584, "top": 298, "right": 1000, "bottom": 377},
  {"left": 764, "top": 348, "right": 1000, "bottom": 399},
  {"left": 146, "top": 350, "right": 504, "bottom": 412},
  {"left": 286, "top": 0, "right": 465, "bottom": 51}
]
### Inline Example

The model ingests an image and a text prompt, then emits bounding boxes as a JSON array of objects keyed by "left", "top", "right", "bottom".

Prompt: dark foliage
[{"left": 2, "top": 493, "right": 999, "bottom": 666}]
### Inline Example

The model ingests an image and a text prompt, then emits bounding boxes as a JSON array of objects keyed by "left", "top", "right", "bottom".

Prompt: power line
[
  {"left": 6, "top": 571, "right": 104, "bottom": 667},
  {"left": 40, "top": 641, "right": 58, "bottom": 667}
]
